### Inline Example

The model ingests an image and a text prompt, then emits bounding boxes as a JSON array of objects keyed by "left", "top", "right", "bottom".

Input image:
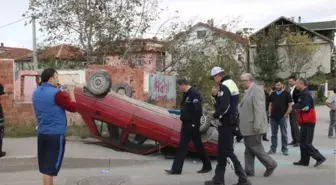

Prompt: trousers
[
  {"left": 299, "top": 124, "right": 325, "bottom": 164},
  {"left": 212, "top": 125, "right": 247, "bottom": 183},
  {"left": 171, "top": 123, "right": 212, "bottom": 171},
  {"left": 0, "top": 126, "right": 4, "bottom": 152},
  {"left": 289, "top": 109, "right": 300, "bottom": 143}
]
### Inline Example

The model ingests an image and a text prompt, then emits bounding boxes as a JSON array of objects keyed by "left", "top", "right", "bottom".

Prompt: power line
[{"left": 0, "top": 17, "right": 28, "bottom": 29}]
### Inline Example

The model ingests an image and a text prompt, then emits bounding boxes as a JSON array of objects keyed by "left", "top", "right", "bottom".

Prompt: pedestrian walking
[
  {"left": 239, "top": 73, "right": 277, "bottom": 177},
  {"left": 259, "top": 82, "right": 270, "bottom": 141},
  {"left": 0, "top": 83, "right": 6, "bottom": 158},
  {"left": 267, "top": 78, "right": 292, "bottom": 156},
  {"left": 288, "top": 76, "right": 301, "bottom": 147},
  {"left": 293, "top": 77, "right": 326, "bottom": 167},
  {"left": 326, "top": 88, "right": 336, "bottom": 139},
  {"left": 32, "top": 68, "right": 77, "bottom": 185},
  {"left": 165, "top": 78, "right": 212, "bottom": 175},
  {"left": 204, "top": 67, "right": 251, "bottom": 185}
]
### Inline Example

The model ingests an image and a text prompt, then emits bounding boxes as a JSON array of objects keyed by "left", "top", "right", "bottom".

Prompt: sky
[{"left": 0, "top": 0, "right": 335, "bottom": 49}]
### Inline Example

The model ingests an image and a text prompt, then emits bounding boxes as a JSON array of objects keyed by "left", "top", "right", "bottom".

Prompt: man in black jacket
[
  {"left": 288, "top": 76, "right": 301, "bottom": 147},
  {"left": 0, "top": 83, "right": 6, "bottom": 158},
  {"left": 204, "top": 67, "right": 251, "bottom": 185},
  {"left": 259, "top": 82, "right": 270, "bottom": 141},
  {"left": 165, "top": 78, "right": 212, "bottom": 175}
]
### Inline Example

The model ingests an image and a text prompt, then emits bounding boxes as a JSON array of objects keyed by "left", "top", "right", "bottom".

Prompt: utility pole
[{"left": 32, "top": 16, "right": 38, "bottom": 70}]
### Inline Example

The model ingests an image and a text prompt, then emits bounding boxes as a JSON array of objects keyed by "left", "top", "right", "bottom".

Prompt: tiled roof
[
  {"left": 0, "top": 45, "right": 32, "bottom": 61},
  {"left": 39, "top": 44, "right": 86, "bottom": 61},
  {"left": 300, "top": 20, "right": 336, "bottom": 30},
  {"left": 175, "top": 22, "right": 249, "bottom": 45}
]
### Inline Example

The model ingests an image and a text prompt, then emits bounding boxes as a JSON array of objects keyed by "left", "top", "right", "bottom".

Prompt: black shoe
[
  {"left": 0, "top": 151, "right": 6, "bottom": 158},
  {"left": 293, "top": 143, "right": 300, "bottom": 147},
  {"left": 233, "top": 179, "right": 252, "bottom": 185},
  {"left": 236, "top": 137, "right": 243, "bottom": 143},
  {"left": 264, "top": 163, "right": 277, "bottom": 177},
  {"left": 164, "top": 169, "right": 181, "bottom": 175},
  {"left": 197, "top": 167, "right": 212, "bottom": 173},
  {"left": 314, "top": 158, "right": 326, "bottom": 167},
  {"left": 288, "top": 141, "right": 296, "bottom": 145},
  {"left": 263, "top": 138, "right": 269, "bottom": 141},
  {"left": 204, "top": 180, "right": 224, "bottom": 185},
  {"left": 293, "top": 161, "right": 309, "bottom": 166}
]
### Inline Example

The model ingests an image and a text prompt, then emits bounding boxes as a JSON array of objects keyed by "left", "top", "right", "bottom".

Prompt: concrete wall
[
  {"left": 249, "top": 42, "right": 332, "bottom": 78},
  {"left": 148, "top": 72, "right": 176, "bottom": 107}
]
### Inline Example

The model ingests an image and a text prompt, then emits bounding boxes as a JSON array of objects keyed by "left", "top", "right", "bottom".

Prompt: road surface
[{"left": 0, "top": 106, "right": 335, "bottom": 185}]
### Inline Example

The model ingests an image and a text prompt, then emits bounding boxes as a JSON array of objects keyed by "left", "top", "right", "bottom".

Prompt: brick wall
[
  {"left": 86, "top": 65, "right": 148, "bottom": 101},
  {"left": 0, "top": 59, "right": 36, "bottom": 125}
]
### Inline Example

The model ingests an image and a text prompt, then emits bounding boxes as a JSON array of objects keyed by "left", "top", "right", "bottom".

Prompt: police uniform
[
  {"left": 0, "top": 83, "right": 6, "bottom": 157},
  {"left": 205, "top": 83, "right": 250, "bottom": 185},
  {"left": 221, "top": 76, "right": 243, "bottom": 142},
  {"left": 168, "top": 87, "right": 212, "bottom": 174}
]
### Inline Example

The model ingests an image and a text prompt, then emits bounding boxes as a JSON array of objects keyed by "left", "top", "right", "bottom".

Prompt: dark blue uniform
[
  {"left": 207, "top": 84, "right": 249, "bottom": 185},
  {"left": 171, "top": 87, "right": 212, "bottom": 173},
  {"left": 0, "top": 84, "right": 5, "bottom": 157}
]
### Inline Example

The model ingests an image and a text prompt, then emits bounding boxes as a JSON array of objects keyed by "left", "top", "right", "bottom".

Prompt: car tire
[
  {"left": 111, "top": 83, "right": 133, "bottom": 97},
  {"left": 86, "top": 71, "right": 112, "bottom": 96},
  {"left": 200, "top": 108, "right": 211, "bottom": 134}
]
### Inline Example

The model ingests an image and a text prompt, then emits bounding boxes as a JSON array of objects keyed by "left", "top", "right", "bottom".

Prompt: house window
[
  {"left": 197, "top": 30, "right": 207, "bottom": 39},
  {"left": 156, "top": 54, "right": 165, "bottom": 71}
]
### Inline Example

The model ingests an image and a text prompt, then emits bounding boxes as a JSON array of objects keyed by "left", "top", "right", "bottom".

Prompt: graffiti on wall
[{"left": 148, "top": 72, "right": 176, "bottom": 102}]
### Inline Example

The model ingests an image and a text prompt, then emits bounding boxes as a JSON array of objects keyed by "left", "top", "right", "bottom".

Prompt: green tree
[
  {"left": 24, "top": 0, "right": 161, "bottom": 63},
  {"left": 252, "top": 25, "right": 285, "bottom": 85},
  {"left": 284, "top": 32, "right": 320, "bottom": 75}
]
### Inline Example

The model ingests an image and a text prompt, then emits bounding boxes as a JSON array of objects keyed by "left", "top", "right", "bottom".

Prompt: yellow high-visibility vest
[{"left": 222, "top": 79, "right": 239, "bottom": 96}]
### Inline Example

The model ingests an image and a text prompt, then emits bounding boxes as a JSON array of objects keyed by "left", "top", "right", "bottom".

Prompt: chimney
[
  {"left": 298, "top": 16, "right": 301, "bottom": 23},
  {"left": 0, "top": 43, "right": 3, "bottom": 47},
  {"left": 207, "top": 19, "right": 214, "bottom": 27},
  {"left": 291, "top": 17, "right": 295, "bottom": 21}
]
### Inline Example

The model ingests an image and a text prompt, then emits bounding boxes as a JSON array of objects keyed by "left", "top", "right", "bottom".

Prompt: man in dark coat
[
  {"left": 259, "top": 82, "right": 270, "bottom": 141},
  {"left": 0, "top": 83, "right": 6, "bottom": 158}
]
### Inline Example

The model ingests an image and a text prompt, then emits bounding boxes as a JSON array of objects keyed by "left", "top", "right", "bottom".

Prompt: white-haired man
[{"left": 239, "top": 73, "right": 277, "bottom": 177}]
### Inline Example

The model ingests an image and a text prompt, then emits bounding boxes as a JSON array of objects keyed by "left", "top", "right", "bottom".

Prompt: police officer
[
  {"left": 204, "top": 67, "right": 251, "bottom": 185},
  {"left": 0, "top": 83, "right": 6, "bottom": 158},
  {"left": 165, "top": 78, "right": 212, "bottom": 175}
]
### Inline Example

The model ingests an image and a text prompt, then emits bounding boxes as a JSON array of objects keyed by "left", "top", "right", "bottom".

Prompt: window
[
  {"left": 93, "top": 118, "right": 123, "bottom": 141},
  {"left": 123, "top": 132, "right": 160, "bottom": 154},
  {"left": 197, "top": 30, "right": 207, "bottom": 39}
]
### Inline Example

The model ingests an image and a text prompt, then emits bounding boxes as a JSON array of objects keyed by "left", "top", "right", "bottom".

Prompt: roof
[
  {"left": 175, "top": 22, "right": 249, "bottom": 45},
  {"left": 251, "top": 16, "right": 333, "bottom": 43},
  {"left": 300, "top": 20, "right": 336, "bottom": 30},
  {"left": 0, "top": 45, "right": 32, "bottom": 61},
  {"left": 39, "top": 44, "right": 86, "bottom": 61}
]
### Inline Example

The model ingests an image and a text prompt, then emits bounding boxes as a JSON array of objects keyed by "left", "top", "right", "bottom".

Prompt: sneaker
[
  {"left": 328, "top": 136, "right": 334, "bottom": 139},
  {"left": 283, "top": 151, "right": 289, "bottom": 156},
  {"left": 267, "top": 149, "right": 276, "bottom": 155}
]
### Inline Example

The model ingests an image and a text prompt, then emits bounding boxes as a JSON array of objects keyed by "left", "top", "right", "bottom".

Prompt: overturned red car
[{"left": 73, "top": 71, "right": 218, "bottom": 157}]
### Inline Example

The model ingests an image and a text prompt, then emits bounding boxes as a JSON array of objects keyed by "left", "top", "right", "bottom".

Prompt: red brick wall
[
  {"left": 0, "top": 59, "right": 36, "bottom": 125},
  {"left": 86, "top": 65, "right": 148, "bottom": 101}
]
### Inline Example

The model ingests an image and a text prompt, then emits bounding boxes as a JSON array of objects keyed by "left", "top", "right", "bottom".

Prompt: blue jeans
[{"left": 270, "top": 117, "right": 288, "bottom": 153}]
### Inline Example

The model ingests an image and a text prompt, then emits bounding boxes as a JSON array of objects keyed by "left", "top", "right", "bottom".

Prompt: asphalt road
[{"left": 0, "top": 106, "right": 335, "bottom": 185}]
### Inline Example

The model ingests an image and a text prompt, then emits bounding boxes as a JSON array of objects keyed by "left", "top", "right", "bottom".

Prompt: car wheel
[
  {"left": 111, "top": 82, "right": 133, "bottom": 97},
  {"left": 86, "top": 71, "right": 112, "bottom": 96},
  {"left": 200, "top": 108, "right": 211, "bottom": 134}
]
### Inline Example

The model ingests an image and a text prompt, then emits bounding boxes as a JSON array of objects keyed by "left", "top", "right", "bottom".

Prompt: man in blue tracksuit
[{"left": 32, "top": 68, "right": 77, "bottom": 185}]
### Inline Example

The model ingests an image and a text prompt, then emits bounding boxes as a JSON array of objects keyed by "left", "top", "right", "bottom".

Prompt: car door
[{"left": 90, "top": 93, "right": 134, "bottom": 149}]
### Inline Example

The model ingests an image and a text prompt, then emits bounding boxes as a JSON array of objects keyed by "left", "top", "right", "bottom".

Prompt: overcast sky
[{"left": 0, "top": 0, "right": 335, "bottom": 49}]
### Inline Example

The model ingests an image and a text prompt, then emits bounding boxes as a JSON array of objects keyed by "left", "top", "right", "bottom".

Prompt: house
[
  {"left": 0, "top": 42, "right": 34, "bottom": 70},
  {"left": 168, "top": 20, "right": 250, "bottom": 72},
  {"left": 98, "top": 38, "right": 167, "bottom": 73},
  {"left": 249, "top": 16, "right": 335, "bottom": 78},
  {"left": 38, "top": 44, "right": 87, "bottom": 69}
]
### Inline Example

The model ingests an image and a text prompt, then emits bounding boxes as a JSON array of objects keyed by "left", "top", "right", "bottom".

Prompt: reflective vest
[{"left": 222, "top": 79, "right": 239, "bottom": 96}]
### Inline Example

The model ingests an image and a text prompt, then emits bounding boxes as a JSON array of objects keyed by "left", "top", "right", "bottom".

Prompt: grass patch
[{"left": 4, "top": 123, "right": 91, "bottom": 138}]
